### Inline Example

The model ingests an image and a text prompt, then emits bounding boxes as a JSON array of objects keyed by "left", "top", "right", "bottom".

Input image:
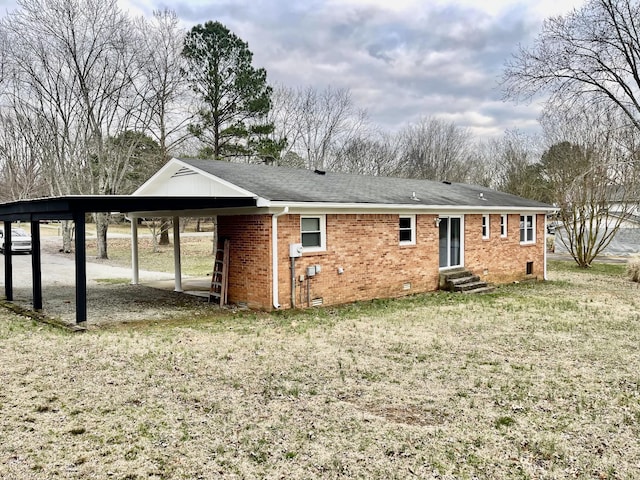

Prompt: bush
[
  {"left": 626, "top": 256, "right": 640, "bottom": 282},
  {"left": 546, "top": 235, "right": 555, "bottom": 253}
]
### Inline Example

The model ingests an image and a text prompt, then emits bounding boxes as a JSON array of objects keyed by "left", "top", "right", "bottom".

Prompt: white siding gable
[{"left": 133, "top": 159, "right": 256, "bottom": 198}]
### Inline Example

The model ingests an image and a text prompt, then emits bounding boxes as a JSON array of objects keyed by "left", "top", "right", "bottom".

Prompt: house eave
[{"left": 260, "top": 201, "right": 556, "bottom": 215}]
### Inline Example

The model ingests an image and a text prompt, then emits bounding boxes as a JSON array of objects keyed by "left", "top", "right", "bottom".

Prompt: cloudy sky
[{"left": 4, "top": 0, "right": 587, "bottom": 139}]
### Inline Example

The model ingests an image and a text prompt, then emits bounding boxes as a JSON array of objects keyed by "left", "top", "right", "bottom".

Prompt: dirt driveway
[{"left": 0, "top": 237, "right": 212, "bottom": 327}]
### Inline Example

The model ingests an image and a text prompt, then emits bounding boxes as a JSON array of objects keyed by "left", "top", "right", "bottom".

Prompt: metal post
[
  {"left": 130, "top": 217, "right": 139, "bottom": 284},
  {"left": 4, "top": 220, "right": 12, "bottom": 301},
  {"left": 173, "top": 216, "right": 182, "bottom": 292},
  {"left": 74, "top": 214, "right": 87, "bottom": 324},
  {"left": 30, "top": 220, "right": 42, "bottom": 310}
]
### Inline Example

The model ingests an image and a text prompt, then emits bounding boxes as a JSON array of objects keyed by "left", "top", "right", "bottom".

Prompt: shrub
[{"left": 626, "top": 256, "right": 640, "bottom": 283}]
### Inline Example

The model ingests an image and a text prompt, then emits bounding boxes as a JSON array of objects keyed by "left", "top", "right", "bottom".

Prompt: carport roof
[
  {"left": 0, "top": 195, "right": 257, "bottom": 221},
  {"left": 0, "top": 194, "right": 257, "bottom": 327}
]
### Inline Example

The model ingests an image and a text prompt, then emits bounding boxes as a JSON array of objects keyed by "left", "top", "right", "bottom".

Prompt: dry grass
[
  {"left": 85, "top": 236, "right": 215, "bottom": 276},
  {"left": 1, "top": 261, "right": 639, "bottom": 479}
]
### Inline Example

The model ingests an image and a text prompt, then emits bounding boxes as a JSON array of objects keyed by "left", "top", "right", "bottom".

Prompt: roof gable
[{"left": 133, "top": 159, "right": 257, "bottom": 198}]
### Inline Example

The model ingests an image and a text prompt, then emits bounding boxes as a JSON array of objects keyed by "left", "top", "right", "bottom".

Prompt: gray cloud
[{"left": 142, "top": 0, "right": 551, "bottom": 138}]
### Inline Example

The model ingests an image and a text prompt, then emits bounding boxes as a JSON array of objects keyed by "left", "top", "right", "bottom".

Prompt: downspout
[
  {"left": 543, "top": 214, "right": 548, "bottom": 281},
  {"left": 272, "top": 207, "right": 289, "bottom": 309}
]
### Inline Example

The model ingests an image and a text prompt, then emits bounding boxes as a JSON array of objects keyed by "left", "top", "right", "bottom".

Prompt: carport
[{"left": 0, "top": 195, "right": 256, "bottom": 324}]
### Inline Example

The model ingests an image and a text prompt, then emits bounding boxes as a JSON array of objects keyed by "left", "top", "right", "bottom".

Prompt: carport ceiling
[{"left": 0, "top": 195, "right": 257, "bottom": 221}]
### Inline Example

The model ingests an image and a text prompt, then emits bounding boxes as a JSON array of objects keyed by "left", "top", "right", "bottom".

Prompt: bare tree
[
  {"left": 540, "top": 104, "right": 640, "bottom": 266},
  {"left": 488, "top": 130, "right": 543, "bottom": 198},
  {"left": 264, "top": 84, "right": 302, "bottom": 166},
  {"left": 266, "top": 84, "right": 369, "bottom": 170},
  {"left": 136, "top": 9, "right": 191, "bottom": 165},
  {"left": 327, "top": 131, "right": 402, "bottom": 176},
  {"left": 503, "top": 0, "right": 640, "bottom": 133},
  {"left": 395, "top": 116, "right": 474, "bottom": 182},
  {"left": 1, "top": 0, "right": 149, "bottom": 257},
  {"left": 0, "top": 111, "right": 48, "bottom": 201},
  {"left": 136, "top": 9, "right": 192, "bottom": 245},
  {"left": 299, "top": 86, "right": 368, "bottom": 171}
]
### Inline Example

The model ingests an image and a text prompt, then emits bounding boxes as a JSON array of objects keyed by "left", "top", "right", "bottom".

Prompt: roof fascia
[{"left": 261, "top": 201, "right": 557, "bottom": 215}]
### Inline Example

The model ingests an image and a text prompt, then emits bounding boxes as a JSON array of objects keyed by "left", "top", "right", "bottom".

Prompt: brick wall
[
  {"left": 464, "top": 213, "right": 546, "bottom": 283},
  {"left": 276, "top": 213, "right": 441, "bottom": 309},
  {"left": 217, "top": 215, "right": 272, "bottom": 309},
  {"left": 218, "top": 212, "right": 547, "bottom": 310}
]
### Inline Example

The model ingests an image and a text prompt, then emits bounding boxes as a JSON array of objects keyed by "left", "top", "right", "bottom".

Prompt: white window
[
  {"left": 399, "top": 215, "right": 416, "bottom": 245},
  {"left": 500, "top": 214, "right": 507, "bottom": 238},
  {"left": 520, "top": 214, "right": 535, "bottom": 244},
  {"left": 482, "top": 215, "right": 490, "bottom": 239},
  {"left": 301, "top": 215, "right": 326, "bottom": 252}
]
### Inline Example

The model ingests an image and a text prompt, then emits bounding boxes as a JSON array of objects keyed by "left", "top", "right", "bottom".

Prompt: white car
[{"left": 0, "top": 227, "right": 32, "bottom": 254}]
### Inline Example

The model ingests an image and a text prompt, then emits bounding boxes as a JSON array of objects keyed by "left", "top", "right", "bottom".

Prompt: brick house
[{"left": 133, "top": 158, "right": 555, "bottom": 310}]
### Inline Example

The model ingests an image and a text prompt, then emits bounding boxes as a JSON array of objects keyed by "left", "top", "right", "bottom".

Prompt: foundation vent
[{"left": 311, "top": 298, "right": 324, "bottom": 307}]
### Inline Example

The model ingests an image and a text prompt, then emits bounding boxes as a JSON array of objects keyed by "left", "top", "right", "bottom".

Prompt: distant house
[{"left": 133, "top": 158, "right": 556, "bottom": 310}]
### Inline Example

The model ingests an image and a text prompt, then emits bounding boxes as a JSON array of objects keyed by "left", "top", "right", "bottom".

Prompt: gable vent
[{"left": 171, "top": 167, "right": 197, "bottom": 178}]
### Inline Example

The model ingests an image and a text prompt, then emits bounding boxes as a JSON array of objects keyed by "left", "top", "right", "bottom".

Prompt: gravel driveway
[{"left": 0, "top": 237, "right": 212, "bottom": 327}]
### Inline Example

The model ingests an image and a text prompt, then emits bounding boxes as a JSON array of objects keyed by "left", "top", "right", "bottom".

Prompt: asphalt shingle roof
[{"left": 179, "top": 158, "right": 553, "bottom": 209}]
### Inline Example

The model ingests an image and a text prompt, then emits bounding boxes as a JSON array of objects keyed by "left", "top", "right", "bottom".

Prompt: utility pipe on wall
[
  {"left": 271, "top": 207, "right": 289, "bottom": 309},
  {"left": 290, "top": 257, "right": 296, "bottom": 309}
]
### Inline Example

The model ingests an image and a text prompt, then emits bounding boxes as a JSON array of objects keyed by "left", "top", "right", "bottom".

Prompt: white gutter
[
  {"left": 260, "top": 200, "right": 558, "bottom": 214},
  {"left": 272, "top": 207, "right": 289, "bottom": 309}
]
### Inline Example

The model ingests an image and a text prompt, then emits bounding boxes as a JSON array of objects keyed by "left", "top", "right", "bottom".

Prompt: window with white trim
[
  {"left": 482, "top": 215, "right": 490, "bottom": 239},
  {"left": 520, "top": 214, "right": 535, "bottom": 244},
  {"left": 399, "top": 215, "right": 416, "bottom": 245},
  {"left": 500, "top": 214, "right": 507, "bottom": 238},
  {"left": 301, "top": 215, "right": 326, "bottom": 252}
]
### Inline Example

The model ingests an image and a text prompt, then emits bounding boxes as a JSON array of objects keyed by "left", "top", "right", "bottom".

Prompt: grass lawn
[
  {"left": 0, "top": 261, "right": 639, "bottom": 479},
  {"left": 87, "top": 236, "right": 216, "bottom": 276}
]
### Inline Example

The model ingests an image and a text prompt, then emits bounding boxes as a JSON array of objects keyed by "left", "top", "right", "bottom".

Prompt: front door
[{"left": 439, "top": 217, "right": 462, "bottom": 268}]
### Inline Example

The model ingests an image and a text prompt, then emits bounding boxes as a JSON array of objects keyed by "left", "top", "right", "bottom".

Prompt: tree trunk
[
  {"left": 61, "top": 220, "right": 74, "bottom": 253},
  {"left": 158, "top": 219, "right": 170, "bottom": 245},
  {"left": 95, "top": 212, "right": 109, "bottom": 259}
]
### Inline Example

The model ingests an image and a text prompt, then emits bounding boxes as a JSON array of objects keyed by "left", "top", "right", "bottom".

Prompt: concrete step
[
  {"left": 461, "top": 285, "right": 496, "bottom": 295},
  {"left": 453, "top": 280, "right": 489, "bottom": 292},
  {"left": 440, "top": 269, "right": 470, "bottom": 281},
  {"left": 440, "top": 269, "right": 495, "bottom": 294},
  {"left": 449, "top": 275, "right": 480, "bottom": 286}
]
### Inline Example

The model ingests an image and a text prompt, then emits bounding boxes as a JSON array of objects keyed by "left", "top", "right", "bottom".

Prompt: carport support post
[
  {"left": 74, "top": 214, "right": 87, "bottom": 324},
  {"left": 30, "top": 220, "right": 42, "bottom": 310},
  {"left": 130, "top": 217, "right": 139, "bottom": 285},
  {"left": 3, "top": 220, "right": 12, "bottom": 301},
  {"left": 173, "top": 216, "right": 182, "bottom": 292}
]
